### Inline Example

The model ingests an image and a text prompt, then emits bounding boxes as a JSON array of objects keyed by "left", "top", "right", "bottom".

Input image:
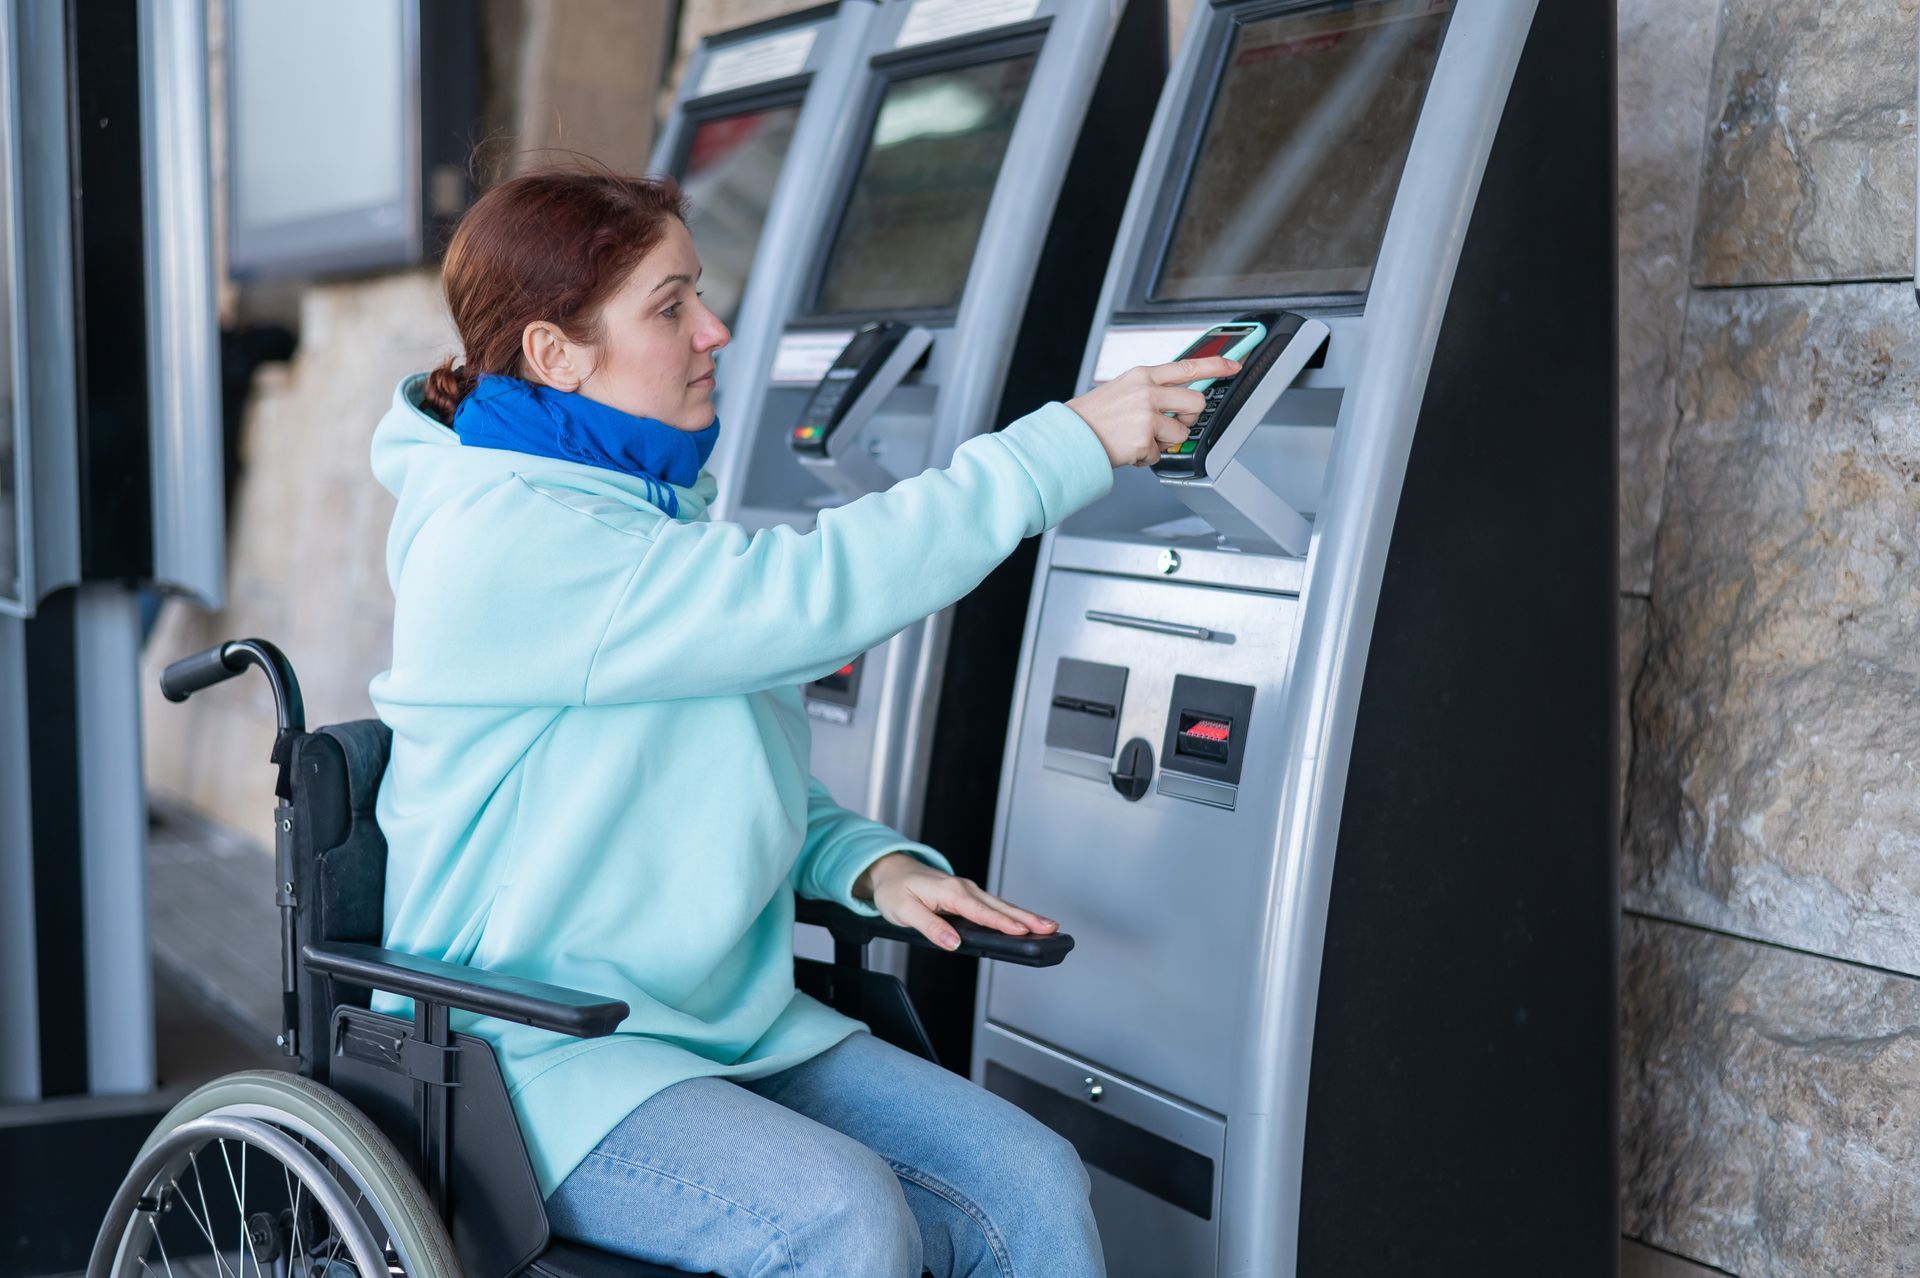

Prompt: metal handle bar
[{"left": 1085, "top": 610, "right": 1217, "bottom": 642}]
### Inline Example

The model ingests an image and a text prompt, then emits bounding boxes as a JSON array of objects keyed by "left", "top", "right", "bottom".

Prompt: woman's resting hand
[
  {"left": 853, "top": 852, "right": 1059, "bottom": 951},
  {"left": 1065, "top": 355, "right": 1242, "bottom": 469}
]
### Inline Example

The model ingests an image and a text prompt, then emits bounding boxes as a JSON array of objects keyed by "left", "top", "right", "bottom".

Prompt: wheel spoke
[
  {"left": 180, "top": 1155, "right": 239, "bottom": 1278},
  {"left": 151, "top": 1206, "right": 176, "bottom": 1277},
  {"left": 218, "top": 1140, "right": 267, "bottom": 1278},
  {"left": 283, "top": 1161, "right": 307, "bottom": 1275},
  {"left": 319, "top": 1224, "right": 343, "bottom": 1278},
  {"left": 108, "top": 1102, "right": 432, "bottom": 1278}
]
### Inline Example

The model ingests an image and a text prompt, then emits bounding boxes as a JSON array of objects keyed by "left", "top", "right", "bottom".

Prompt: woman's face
[{"left": 543, "top": 219, "right": 731, "bottom": 430}]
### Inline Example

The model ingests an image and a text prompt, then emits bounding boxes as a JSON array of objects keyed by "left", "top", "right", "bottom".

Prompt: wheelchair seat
[
  {"left": 291, "top": 718, "right": 718, "bottom": 1278},
  {"left": 102, "top": 639, "right": 1074, "bottom": 1278}
]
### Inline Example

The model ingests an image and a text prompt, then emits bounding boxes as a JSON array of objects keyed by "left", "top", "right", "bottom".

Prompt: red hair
[{"left": 423, "top": 167, "right": 691, "bottom": 424}]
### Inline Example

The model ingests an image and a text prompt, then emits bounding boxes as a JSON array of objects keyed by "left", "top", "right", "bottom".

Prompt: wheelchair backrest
[{"left": 288, "top": 718, "right": 393, "bottom": 1078}]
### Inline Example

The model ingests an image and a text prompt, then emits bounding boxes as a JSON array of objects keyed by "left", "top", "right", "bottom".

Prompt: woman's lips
[{"left": 688, "top": 370, "right": 715, "bottom": 387}]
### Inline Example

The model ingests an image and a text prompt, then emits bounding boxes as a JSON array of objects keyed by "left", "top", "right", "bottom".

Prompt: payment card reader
[
  {"left": 791, "top": 320, "right": 933, "bottom": 500},
  {"left": 1154, "top": 311, "right": 1331, "bottom": 556}
]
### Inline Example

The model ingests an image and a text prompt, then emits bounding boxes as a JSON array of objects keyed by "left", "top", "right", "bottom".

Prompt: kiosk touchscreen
[
  {"left": 972, "top": 2, "right": 1615, "bottom": 1274},
  {"left": 674, "top": 100, "right": 803, "bottom": 328},
  {"left": 709, "top": 0, "right": 1165, "bottom": 1063},
  {"left": 651, "top": 2, "right": 882, "bottom": 487}
]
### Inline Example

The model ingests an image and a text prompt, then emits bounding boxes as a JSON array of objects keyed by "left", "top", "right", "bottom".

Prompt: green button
[{"left": 1178, "top": 441, "right": 1196, "bottom": 454}]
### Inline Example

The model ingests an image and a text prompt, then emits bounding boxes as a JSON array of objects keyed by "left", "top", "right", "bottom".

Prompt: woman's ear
[{"left": 522, "top": 321, "right": 587, "bottom": 392}]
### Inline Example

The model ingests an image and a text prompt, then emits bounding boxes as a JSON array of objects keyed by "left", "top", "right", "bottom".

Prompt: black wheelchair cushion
[
  {"left": 291, "top": 719, "right": 393, "bottom": 944},
  {"left": 289, "top": 719, "right": 394, "bottom": 1069}
]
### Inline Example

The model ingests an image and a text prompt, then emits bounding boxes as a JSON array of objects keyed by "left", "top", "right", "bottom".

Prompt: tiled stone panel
[
  {"left": 1621, "top": 593, "right": 1651, "bottom": 824},
  {"left": 142, "top": 273, "right": 455, "bottom": 837},
  {"left": 1622, "top": 915, "right": 1920, "bottom": 1276},
  {"left": 1692, "top": 0, "right": 1918, "bottom": 287},
  {"left": 1624, "top": 281, "right": 1920, "bottom": 976},
  {"left": 1619, "top": 0, "right": 1722, "bottom": 594},
  {"left": 1621, "top": 1239, "right": 1734, "bottom": 1278}
]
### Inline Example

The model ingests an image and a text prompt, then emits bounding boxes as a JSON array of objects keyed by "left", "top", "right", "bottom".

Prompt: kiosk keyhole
[{"left": 1110, "top": 737, "right": 1154, "bottom": 801}]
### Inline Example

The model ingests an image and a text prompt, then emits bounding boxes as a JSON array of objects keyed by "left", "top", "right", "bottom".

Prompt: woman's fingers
[
  {"left": 1152, "top": 385, "right": 1207, "bottom": 419},
  {"left": 1148, "top": 355, "right": 1239, "bottom": 386},
  {"left": 891, "top": 894, "right": 962, "bottom": 950},
  {"left": 942, "top": 888, "right": 1030, "bottom": 936},
  {"left": 963, "top": 880, "right": 1057, "bottom": 933}
]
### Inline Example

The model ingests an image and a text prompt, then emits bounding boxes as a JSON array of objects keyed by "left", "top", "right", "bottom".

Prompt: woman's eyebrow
[{"left": 647, "top": 267, "right": 704, "bottom": 297}]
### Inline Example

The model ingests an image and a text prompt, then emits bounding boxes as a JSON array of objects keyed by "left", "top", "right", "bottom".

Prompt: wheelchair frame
[{"left": 108, "top": 637, "right": 1074, "bottom": 1278}]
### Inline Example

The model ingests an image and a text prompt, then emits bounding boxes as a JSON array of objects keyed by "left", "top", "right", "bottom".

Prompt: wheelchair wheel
[{"left": 88, "top": 1069, "right": 458, "bottom": 1278}]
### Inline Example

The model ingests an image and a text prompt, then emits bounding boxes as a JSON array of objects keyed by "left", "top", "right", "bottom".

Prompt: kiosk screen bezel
[
  {"left": 671, "top": 89, "right": 809, "bottom": 328},
  {"left": 0, "top": 21, "right": 25, "bottom": 614},
  {"left": 1122, "top": 0, "right": 1452, "bottom": 317},
  {"left": 801, "top": 34, "right": 1043, "bottom": 325},
  {"left": 670, "top": 87, "right": 810, "bottom": 182}
]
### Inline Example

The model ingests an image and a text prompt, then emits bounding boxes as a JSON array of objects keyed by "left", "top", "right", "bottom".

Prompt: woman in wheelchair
[{"left": 339, "top": 167, "right": 1236, "bottom": 1278}]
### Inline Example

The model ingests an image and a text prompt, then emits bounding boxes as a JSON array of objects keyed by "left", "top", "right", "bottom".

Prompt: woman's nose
[{"left": 698, "top": 312, "right": 730, "bottom": 353}]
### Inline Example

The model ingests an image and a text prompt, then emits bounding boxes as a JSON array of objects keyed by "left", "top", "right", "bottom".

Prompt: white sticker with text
[
  {"left": 896, "top": 0, "right": 1043, "bottom": 49},
  {"left": 697, "top": 27, "right": 817, "bottom": 97},
  {"left": 1091, "top": 326, "right": 1208, "bottom": 385},
  {"left": 772, "top": 330, "right": 858, "bottom": 384}
]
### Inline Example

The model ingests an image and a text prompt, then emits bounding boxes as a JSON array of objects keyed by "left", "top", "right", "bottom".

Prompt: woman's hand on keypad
[{"left": 1065, "top": 356, "right": 1241, "bottom": 468}]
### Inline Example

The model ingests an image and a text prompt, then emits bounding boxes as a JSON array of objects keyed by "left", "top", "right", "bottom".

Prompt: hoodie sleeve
[
  {"left": 789, "top": 777, "right": 953, "bottom": 915},
  {"left": 580, "top": 401, "right": 1111, "bottom": 704}
]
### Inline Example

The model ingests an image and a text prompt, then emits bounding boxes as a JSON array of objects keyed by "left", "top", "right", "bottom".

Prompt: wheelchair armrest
[
  {"left": 795, "top": 897, "right": 1075, "bottom": 968},
  {"left": 301, "top": 941, "right": 630, "bottom": 1038}
]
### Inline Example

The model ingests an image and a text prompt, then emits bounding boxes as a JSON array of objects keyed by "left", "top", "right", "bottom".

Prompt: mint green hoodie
[{"left": 368, "top": 374, "right": 1112, "bottom": 1196}]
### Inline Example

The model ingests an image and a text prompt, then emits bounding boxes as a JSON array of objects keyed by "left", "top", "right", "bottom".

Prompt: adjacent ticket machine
[
  {"left": 1, "top": 0, "right": 222, "bottom": 1102},
  {"left": 710, "top": 0, "right": 1164, "bottom": 1059},
  {"left": 972, "top": 2, "right": 1615, "bottom": 1273},
  {"left": 651, "top": 1, "right": 881, "bottom": 486}
]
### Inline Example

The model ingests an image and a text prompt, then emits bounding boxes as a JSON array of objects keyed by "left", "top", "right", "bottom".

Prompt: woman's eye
[{"left": 661, "top": 303, "right": 681, "bottom": 320}]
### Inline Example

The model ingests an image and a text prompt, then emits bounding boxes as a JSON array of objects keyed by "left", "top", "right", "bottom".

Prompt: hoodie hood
[{"left": 373, "top": 374, "right": 719, "bottom": 585}]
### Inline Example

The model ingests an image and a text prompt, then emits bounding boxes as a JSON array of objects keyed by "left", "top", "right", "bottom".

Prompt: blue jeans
[{"left": 545, "top": 1032, "right": 1105, "bottom": 1277}]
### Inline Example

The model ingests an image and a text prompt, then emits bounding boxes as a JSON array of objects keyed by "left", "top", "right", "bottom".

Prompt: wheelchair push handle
[{"left": 160, "top": 637, "right": 306, "bottom": 735}]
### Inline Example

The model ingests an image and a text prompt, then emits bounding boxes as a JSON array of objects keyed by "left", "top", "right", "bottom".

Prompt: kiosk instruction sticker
[
  {"left": 1092, "top": 326, "right": 1207, "bottom": 385},
  {"left": 772, "top": 330, "right": 858, "bottom": 384},
  {"left": 697, "top": 28, "right": 816, "bottom": 97},
  {"left": 896, "top": 0, "right": 1043, "bottom": 48}
]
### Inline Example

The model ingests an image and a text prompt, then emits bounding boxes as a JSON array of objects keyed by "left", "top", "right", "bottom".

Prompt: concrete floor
[{"left": 147, "top": 801, "right": 285, "bottom": 1052}]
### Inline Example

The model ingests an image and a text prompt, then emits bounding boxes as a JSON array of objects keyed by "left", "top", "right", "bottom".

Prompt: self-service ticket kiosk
[
  {"left": 710, "top": 0, "right": 1164, "bottom": 1059},
  {"left": 652, "top": 2, "right": 881, "bottom": 487},
  {"left": 972, "top": 2, "right": 1615, "bottom": 1273}
]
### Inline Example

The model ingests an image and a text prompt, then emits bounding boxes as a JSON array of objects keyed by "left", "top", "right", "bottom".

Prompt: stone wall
[{"left": 1618, "top": 0, "right": 1920, "bottom": 1273}]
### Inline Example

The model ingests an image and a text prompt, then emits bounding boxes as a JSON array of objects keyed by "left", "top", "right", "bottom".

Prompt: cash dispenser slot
[
  {"left": 1158, "top": 675, "right": 1255, "bottom": 810},
  {"left": 1043, "top": 657, "right": 1128, "bottom": 783},
  {"left": 985, "top": 1062, "right": 1215, "bottom": 1220}
]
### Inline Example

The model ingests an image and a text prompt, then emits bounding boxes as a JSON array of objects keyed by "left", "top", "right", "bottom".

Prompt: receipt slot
[{"left": 972, "top": 2, "right": 1616, "bottom": 1274}]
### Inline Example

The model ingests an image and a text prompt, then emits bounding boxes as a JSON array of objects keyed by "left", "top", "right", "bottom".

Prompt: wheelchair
[{"left": 91, "top": 638, "right": 1074, "bottom": 1278}]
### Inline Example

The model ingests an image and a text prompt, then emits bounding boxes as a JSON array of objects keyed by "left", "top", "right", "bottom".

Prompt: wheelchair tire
[{"left": 89, "top": 1069, "right": 459, "bottom": 1278}]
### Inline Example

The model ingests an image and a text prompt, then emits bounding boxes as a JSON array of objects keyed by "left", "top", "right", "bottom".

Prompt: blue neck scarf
[{"left": 452, "top": 374, "right": 719, "bottom": 517}]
